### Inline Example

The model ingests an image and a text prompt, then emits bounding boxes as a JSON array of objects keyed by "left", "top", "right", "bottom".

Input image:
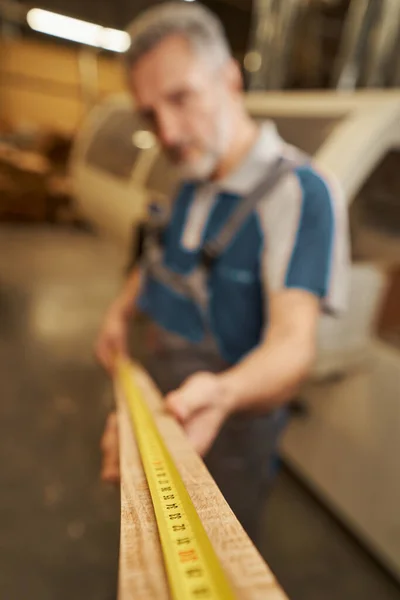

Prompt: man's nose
[{"left": 156, "top": 110, "right": 181, "bottom": 147}]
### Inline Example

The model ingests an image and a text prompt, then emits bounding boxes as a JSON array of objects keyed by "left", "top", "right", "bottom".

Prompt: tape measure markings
[{"left": 117, "top": 357, "right": 237, "bottom": 600}]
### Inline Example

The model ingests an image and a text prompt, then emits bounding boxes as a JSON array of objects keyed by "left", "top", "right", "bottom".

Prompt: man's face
[{"left": 130, "top": 35, "right": 239, "bottom": 179}]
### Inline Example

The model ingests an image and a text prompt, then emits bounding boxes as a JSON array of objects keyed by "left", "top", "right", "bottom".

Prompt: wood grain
[{"left": 116, "top": 363, "right": 289, "bottom": 600}]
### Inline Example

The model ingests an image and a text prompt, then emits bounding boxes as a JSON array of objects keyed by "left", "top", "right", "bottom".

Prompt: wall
[{"left": 0, "top": 38, "right": 126, "bottom": 135}]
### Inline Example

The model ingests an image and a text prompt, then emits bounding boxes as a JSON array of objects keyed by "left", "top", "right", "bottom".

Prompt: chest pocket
[
  {"left": 208, "top": 214, "right": 265, "bottom": 363},
  {"left": 217, "top": 265, "right": 258, "bottom": 285},
  {"left": 210, "top": 267, "right": 264, "bottom": 363}
]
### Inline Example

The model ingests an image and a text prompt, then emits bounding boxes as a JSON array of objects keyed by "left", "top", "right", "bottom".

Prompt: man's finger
[
  {"left": 95, "top": 340, "right": 111, "bottom": 369},
  {"left": 101, "top": 412, "right": 120, "bottom": 484},
  {"left": 101, "top": 460, "right": 121, "bottom": 484},
  {"left": 184, "top": 409, "right": 221, "bottom": 457},
  {"left": 165, "top": 383, "right": 209, "bottom": 422},
  {"left": 165, "top": 391, "right": 186, "bottom": 421},
  {"left": 96, "top": 340, "right": 121, "bottom": 373}
]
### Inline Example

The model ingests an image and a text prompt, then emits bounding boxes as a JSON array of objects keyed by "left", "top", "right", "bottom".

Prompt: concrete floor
[{"left": 0, "top": 224, "right": 399, "bottom": 600}]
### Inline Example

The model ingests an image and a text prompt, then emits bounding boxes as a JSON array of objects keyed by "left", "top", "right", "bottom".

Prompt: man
[{"left": 96, "top": 2, "right": 349, "bottom": 545}]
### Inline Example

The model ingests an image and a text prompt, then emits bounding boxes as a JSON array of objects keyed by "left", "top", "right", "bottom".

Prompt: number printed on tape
[{"left": 116, "top": 358, "right": 237, "bottom": 599}]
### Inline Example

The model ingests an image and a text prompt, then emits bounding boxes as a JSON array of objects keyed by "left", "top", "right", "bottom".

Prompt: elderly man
[{"left": 96, "top": 2, "right": 348, "bottom": 545}]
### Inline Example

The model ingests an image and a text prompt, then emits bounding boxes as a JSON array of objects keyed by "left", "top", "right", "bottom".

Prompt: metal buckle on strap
[
  {"left": 145, "top": 201, "right": 169, "bottom": 245},
  {"left": 145, "top": 221, "right": 165, "bottom": 247}
]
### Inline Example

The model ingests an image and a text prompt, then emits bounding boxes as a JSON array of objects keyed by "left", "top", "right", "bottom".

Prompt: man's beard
[
  {"left": 176, "top": 148, "right": 221, "bottom": 180},
  {"left": 165, "top": 110, "right": 233, "bottom": 180}
]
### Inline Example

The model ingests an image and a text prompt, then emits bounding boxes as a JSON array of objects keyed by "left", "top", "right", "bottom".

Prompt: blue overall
[{"left": 130, "top": 122, "right": 348, "bottom": 545}]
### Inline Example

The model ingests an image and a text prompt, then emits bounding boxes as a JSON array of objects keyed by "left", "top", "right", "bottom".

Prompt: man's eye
[{"left": 169, "top": 91, "right": 190, "bottom": 106}]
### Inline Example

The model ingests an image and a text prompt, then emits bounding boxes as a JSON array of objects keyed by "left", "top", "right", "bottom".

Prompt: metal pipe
[
  {"left": 332, "top": 0, "right": 379, "bottom": 90},
  {"left": 246, "top": 0, "right": 307, "bottom": 90},
  {"left": 363, "top": 0, "right": 400, "bottom": 87}
]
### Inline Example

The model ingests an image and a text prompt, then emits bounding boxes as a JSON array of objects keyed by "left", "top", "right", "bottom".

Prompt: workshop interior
[{"left": 1, "top": 0, "right": 400, "bottom": 599}]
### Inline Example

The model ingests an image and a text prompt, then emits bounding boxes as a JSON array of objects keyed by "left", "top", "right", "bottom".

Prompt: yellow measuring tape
[{"left": 116, "top": 356, "right": 237, "bottom": 600}]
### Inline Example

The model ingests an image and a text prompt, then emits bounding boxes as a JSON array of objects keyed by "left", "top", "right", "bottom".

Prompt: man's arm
[
  {"left": 97, "top": 266, "right": 143, "bottom": 482},
  {"left": 95, "top": 266, "right": 142, "bottom": 372},
  {"left": 220, "top": 288, "right": 319, "bottom": 411},
  {"left": 111, "top": 266, "right": 142, "bottom": 319},
  {"left": 165, "top": 289, "right": 319, "bottom": 456},
  {"left": 166, "top": 166, "right": 349, "bottom": 456},
  {"left": 224, "top": 164, "right": 348, "bottom": 411}
]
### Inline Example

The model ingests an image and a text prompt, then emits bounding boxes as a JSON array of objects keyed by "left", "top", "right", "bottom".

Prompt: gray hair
[{"left": 124, "top": 2, "right": 232, "bottom": 72}]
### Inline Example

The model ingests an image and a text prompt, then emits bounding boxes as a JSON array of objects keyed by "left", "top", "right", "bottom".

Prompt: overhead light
[{"left": 26, "top": 8, "right": 131, "bottom": 53}]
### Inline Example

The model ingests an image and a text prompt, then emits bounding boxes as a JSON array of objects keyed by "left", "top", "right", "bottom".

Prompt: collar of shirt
[
  {"left": 183, "top": 120, "right": 284, "bottom": 197},
  {"left": 179, "top": 121, "right": 285, "bottom": 252},
  {"left": 218, "top": 120, "right": 284, "bottom": 196}
]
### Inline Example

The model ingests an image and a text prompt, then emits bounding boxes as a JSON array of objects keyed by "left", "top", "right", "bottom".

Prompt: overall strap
[
  {"left": 201, "top": 157, "right": 296, "bottom": 269},
  {"left": 142, "top": 156, "right": 302, "bottom": 314}
]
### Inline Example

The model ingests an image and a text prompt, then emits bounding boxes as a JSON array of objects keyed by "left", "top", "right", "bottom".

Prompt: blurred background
[{"left": 1, "top": 1, "right": 400, "bottom": 599}]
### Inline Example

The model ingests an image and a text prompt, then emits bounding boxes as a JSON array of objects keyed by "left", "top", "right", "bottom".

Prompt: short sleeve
[{"left": 257, "top": 165, "right": 350, "bottom": 315}]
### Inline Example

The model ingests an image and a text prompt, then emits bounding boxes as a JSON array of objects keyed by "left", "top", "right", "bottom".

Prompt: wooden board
[{"left": 116, "top": 363, "right": 288, "bottom": 600}]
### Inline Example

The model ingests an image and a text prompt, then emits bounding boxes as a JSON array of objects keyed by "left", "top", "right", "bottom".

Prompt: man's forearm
[
  {"left": 112, "top": 267, "right": 142, "bottom": 319},
  {"left": 219, "top": 330, "right": 315, "bottom": 413}
]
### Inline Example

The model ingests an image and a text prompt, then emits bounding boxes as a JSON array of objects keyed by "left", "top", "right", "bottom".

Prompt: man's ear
[{"left": 224, "top": 58, "right": 244, "bottom": 94}]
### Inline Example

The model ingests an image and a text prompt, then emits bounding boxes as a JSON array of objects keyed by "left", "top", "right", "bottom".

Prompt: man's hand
[
  {"left": 95, "top": 267, "right": 141, "bottom": 373},
  {"left": 100, "top": 411, "right": 120, "bottom": 484},
  {"left": 165, "top": 372, "right": 235, "bottom": 456},
  {"left": 95, "top": 306, "right": 129, "bottom": 373}
]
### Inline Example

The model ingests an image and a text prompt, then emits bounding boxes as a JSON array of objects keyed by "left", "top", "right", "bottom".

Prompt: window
[
  {"left": 146, "top": 150, "right": 178, "bottom": 199},
  {"left": 85, "top": 108, "right": 144, "bottom": 179}
]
